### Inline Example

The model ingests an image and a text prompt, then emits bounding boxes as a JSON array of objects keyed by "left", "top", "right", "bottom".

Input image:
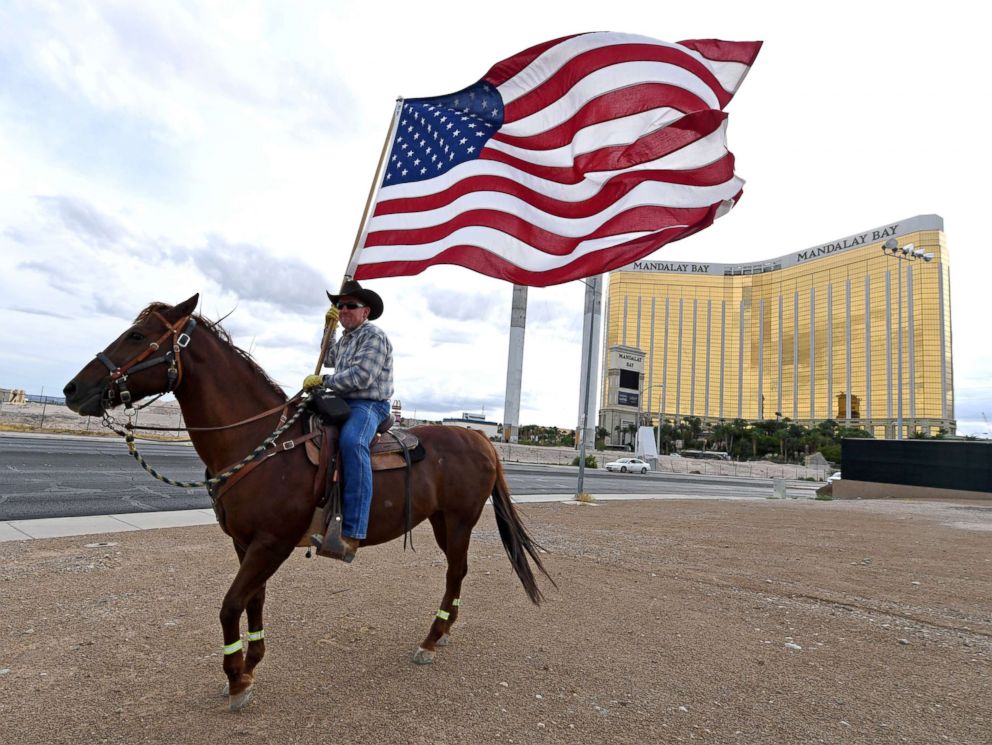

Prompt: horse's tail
[{"left": 490, "top": 453, "right": 557, "bottom": 605}]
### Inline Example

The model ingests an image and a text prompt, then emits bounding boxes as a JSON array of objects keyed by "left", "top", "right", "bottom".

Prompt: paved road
[{"left": 0, "top": 433, "right": 816, "bottom": 520}]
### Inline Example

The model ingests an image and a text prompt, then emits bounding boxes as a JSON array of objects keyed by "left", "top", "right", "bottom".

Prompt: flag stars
[{"left": 387, "top": 84, "right": 500, "bottom": 185}]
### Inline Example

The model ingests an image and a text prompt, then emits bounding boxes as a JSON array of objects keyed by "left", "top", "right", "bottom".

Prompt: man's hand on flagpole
[
  {"left": 325, "top": 306, "right": 339, "bottom": 327},
  {"left": 303, "top": 374, "right": 325, "bottom": 391}
]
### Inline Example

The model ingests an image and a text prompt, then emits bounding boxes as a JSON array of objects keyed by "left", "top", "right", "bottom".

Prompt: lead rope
[{"left": 101, "top": 392, "right": 313, "bottom": 491}]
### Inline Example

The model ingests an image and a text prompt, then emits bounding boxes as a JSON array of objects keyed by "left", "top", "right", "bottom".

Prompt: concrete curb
[{"left": 0, "top": 492, "right": 773, "bottom": 543}]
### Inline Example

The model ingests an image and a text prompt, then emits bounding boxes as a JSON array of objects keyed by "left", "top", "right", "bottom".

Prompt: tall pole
[
  {"left": 883, "top": 239, "right": 933, "bottom": 439},
  {"left": 896, "top": 261, "right": 903, "bottom": 440},
  {"left": 576, "top": 275, "right": 602, "bottom": 496},
  {"left": 656, "top": 385, "right": 665, "bottom": 455},
  {"left": 503, "top": 285, "right": 528, "bottom": 443}
]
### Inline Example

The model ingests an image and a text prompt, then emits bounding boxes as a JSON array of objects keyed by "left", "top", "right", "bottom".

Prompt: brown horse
[{"left": 63, "top": 294, "right": 553, "bottom": 711}]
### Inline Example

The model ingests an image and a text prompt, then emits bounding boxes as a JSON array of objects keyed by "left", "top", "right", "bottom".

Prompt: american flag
[{"left": 352, "top": 32, "right": 761, "bottom": 287}]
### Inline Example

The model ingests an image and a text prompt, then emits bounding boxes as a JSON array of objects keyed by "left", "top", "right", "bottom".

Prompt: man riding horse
[{"left": 302, "top": 280, "right": 393, "bottom": 562}]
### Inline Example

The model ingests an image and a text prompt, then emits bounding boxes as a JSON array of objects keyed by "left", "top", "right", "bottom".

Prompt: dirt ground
[{"left": 1, "top": 498, "right": 990, "bottom": 745}]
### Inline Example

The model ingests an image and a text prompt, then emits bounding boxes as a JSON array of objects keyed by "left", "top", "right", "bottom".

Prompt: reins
[
  {"left": 101, "top": 391, "right": 314, "bottom": 491},
  {"left": 120, "top": 399, "right": 299, "bottom": 433}
]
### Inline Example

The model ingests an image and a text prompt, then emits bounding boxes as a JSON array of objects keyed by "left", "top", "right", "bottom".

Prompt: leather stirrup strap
[{"left": 398, "top": 433, "right": 415, "bottom": 551}]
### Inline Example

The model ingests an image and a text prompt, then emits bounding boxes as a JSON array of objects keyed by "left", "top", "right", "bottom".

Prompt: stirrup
[{"left": 310, "top": 515, "right": 354, "bottom": 562}]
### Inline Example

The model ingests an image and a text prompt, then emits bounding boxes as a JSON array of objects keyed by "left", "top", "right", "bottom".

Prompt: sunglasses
[{"left": 336, "top": 302, "right": 366, "bottom": 310}]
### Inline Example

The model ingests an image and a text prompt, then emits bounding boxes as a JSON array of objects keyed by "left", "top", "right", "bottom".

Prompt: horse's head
[{"left": 63, "top": 294, "right": 200, "bottom": 416}]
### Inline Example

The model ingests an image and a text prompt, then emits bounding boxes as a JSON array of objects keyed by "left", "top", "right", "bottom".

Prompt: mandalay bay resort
[{"left": 598, "top": 214, "right": 953, "bottom": 447}]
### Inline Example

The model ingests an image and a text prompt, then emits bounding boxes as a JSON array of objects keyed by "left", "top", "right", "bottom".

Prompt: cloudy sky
[{"left": 1, "top": 1, "right": 989, "bottom": 436}]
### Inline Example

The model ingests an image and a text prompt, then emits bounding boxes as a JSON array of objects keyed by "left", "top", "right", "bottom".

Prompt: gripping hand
[
  {"left": 325, "top": 305, "right": 339, "bottom": 327},
  {"left": 303, "top": 374, "right": 325, "bottom": 391}
]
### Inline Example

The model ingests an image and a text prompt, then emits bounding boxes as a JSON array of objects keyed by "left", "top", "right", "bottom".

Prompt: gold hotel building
[{"left": 599, "top": 214, "right": 953, "bottom": 441}]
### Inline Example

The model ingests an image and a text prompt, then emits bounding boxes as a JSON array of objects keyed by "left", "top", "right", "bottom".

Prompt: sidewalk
[{"left": 0, "top": 492, "right": 769, "bottom": 542}]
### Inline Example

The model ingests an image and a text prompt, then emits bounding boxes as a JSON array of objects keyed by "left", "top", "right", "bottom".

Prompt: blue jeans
[{"left": 339, "top": 398, "right": 391, "bottom": 539}]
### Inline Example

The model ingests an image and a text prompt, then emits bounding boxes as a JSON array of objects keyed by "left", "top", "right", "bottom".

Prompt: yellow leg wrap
[
  {"left": 452, "top": 598, "right": 460, "bottom": 607},
  {"left": 246, "top": 629, "right": 265, "bottom": 642},
  {"left": 223, "top": 639, "right": 243, "bottom": 655},
  {"left": 436, "top": 609, "right": 450, "bottom": 621}
]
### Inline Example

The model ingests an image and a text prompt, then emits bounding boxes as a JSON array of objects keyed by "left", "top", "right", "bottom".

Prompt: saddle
[
  {"left": 302, "top": 414, "right": 424, "bottom": 472},
  {"left": 299, "top": 413, "right": 424, "bottom": 555}
]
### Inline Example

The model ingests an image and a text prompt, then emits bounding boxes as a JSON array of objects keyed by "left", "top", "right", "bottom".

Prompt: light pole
[{"left": 881, "top": 238, "right": 934, "bottom": 439}]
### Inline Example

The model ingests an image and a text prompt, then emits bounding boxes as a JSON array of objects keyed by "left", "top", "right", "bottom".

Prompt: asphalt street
[{"left": 0, "top": 433, "right": 816, "bottom": 520}]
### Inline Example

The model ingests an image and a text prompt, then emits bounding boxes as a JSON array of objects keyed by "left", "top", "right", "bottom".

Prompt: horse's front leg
[
  {"left": 243, "top": 584, "right": 267, "bottom": 677},
  {"left": 221, "top": 540, "right": 292, "bottom": 711}
]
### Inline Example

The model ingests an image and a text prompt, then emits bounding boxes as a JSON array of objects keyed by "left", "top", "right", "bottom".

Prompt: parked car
[{"left": 605, "top": 457, "right": 650, "bottom": 474}]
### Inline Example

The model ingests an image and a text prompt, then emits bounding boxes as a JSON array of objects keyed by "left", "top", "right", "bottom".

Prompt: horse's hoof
[
  {"left": 412, "top": 647, "right": 435, "bottom": 665},
  {"left": 436, "top": 633, "right": 450, "bottom": 647},
  {"left": 229, "top": 685, "right": 254, "bottom": 712}
]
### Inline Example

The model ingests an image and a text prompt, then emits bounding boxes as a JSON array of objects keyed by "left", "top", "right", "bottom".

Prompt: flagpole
[
  {"left": 344, "top": 97, "right": 405, "bottom": 282},
  {"left": 314, "top": 98, "right": 404, "bottom": 375}
]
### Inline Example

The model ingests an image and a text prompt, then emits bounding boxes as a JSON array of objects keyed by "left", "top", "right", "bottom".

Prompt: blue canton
[{"left": 383, "top": 80, "right": 504, "bottom": 187}]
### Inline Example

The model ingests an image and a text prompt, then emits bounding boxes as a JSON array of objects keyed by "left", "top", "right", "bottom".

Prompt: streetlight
[{"left": 881, "top": 238, "right": 933, "bottom": 440}]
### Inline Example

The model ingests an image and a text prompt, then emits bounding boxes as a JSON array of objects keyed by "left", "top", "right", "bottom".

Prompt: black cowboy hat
[{"left": 326, "top": 280, "right": 384, "bottom": 320}]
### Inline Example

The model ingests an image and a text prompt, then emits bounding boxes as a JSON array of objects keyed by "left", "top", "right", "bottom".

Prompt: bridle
[
  {"left": 92, "top": 309, "right": 317, "bottom": 493},
  {"left": 95, "top": 311, "right": 197, "bottom": 412}
]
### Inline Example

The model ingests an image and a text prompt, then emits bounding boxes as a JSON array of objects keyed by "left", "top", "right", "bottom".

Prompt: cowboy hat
[{"left": 326, "top": 280, "right": 384, "bottom": 320}]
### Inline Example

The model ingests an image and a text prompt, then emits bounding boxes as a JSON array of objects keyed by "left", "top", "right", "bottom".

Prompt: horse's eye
[{"left": 129, "top": 331, "right": 145, "bottom": 341}]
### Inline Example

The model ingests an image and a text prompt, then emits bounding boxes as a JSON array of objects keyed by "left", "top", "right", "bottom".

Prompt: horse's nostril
[{"left": 63, "top": 381, "right": 76, "bottom": 397}]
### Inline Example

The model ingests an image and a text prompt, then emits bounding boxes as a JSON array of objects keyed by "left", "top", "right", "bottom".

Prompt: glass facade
[{"left": 600, "top": 215, "right": 953, "bottom": 439}]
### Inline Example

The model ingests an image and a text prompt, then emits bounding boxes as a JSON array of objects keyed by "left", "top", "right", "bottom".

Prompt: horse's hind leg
[
  {"left": 414, "top": 516, "right": 470, "bottom": 665},
  {"left": 221, "top": 540, "right": 292, "bottom": 711}
]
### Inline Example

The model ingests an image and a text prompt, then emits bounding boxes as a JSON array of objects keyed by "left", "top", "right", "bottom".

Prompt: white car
[{"left": 605, "top": 457, "right": 650, "bottom": 474}]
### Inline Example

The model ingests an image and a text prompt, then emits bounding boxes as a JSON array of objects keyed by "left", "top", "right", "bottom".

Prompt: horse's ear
[{"left": 173, "top": 293, "right": 199, "bottom": 318}]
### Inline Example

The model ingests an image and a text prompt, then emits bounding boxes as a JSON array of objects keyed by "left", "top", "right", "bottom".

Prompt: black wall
[{"left": 842, "top": 439, "right": 992, "bottom": 493}]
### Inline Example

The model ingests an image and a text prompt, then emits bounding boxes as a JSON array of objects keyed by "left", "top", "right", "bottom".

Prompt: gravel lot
[{"left": 1, "top": 498, "right": 990, "bottom": 744}]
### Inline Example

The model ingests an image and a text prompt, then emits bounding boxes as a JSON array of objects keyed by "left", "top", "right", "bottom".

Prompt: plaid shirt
[{"left": 322, "top": 321, "right": 394, "bottom": 401}]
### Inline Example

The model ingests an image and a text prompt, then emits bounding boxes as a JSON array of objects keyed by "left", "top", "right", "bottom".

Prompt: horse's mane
[{"left": 136, "top": 303, "right": 287, "bottom": 402}]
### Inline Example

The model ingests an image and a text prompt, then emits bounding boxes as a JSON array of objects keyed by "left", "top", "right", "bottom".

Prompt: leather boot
[{"left": 311, "top": 519, "right": 360, "bottom": 563}]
